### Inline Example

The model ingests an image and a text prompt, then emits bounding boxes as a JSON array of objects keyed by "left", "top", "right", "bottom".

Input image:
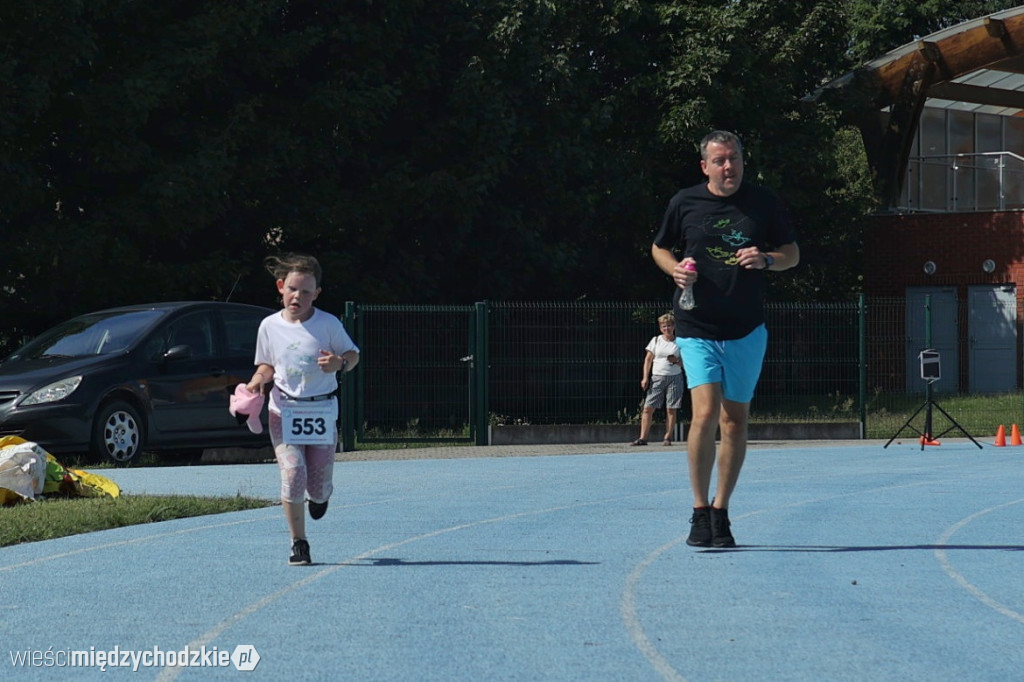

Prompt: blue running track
[{"left": 2, "top": 441, "right": 1023, "bottom": 681}]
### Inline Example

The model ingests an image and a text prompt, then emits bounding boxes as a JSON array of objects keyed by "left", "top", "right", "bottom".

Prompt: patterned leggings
[{"left": 269, "top": 412, "right": 336, "bottom": 504}]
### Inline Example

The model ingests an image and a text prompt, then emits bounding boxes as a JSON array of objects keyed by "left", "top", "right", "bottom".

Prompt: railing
[
  {"left": 340, "top": 296, "right": 1024, "bottom": 445},
  {"left": 901, "top": 151, "right": 1024, "bottom": 212}
]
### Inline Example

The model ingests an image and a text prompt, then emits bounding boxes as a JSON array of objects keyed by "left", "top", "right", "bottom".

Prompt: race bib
[{"left": 280, "top": 400, "right": 338, "bottom": 445}]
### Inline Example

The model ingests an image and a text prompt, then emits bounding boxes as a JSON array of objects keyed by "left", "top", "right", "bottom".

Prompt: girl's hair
[
  {"left": 658, "top": 312, "right": 674, "bottom": 326},
  {"left": 264, "top": 253, "right": 322, "bottom": 287}
]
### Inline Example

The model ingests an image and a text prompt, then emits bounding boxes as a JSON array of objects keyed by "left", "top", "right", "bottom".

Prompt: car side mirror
[{"left": 163, "top": 344, "right": 193, "bottom": 361}]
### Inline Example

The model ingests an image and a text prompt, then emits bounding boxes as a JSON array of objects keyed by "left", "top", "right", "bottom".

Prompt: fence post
[
  {"left": 341, "top": 300, "right": 357, "bottom": 452},
  {"left": 858, "top": 293, "right": 866, "bottom": 439},
  {"left": 474, "top": 301, "right": 490, "bottom": 445}
]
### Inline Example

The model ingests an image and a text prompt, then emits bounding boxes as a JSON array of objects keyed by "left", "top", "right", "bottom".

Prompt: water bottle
[{"left": 679, "top": 261, "right": 697, "bottom": 311}]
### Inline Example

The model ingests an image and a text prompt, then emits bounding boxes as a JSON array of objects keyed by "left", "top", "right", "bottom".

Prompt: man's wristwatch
[{"left": 763, "top": 253, "right": 774, "bottom": 270}]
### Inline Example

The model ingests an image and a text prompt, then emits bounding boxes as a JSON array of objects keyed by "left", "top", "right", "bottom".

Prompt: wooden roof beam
[
  {"left": 985, "top": 17, "right": 1006, "bottom": 39},
  {"left": 927, "top": 81, "right": 1024, "bottom": 109}
]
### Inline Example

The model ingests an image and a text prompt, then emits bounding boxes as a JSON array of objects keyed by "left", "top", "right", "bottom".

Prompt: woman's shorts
[
  {"left": 644, "top": 373, "right": 684, "bottom": 409},
  {"left": 675, "top": 324, "right": 767, "bottom": 404}
]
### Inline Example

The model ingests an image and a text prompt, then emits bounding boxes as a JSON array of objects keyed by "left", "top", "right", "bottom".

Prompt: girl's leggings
[{"left": 268, "top": 411, "right": 335, "bottom": 504}]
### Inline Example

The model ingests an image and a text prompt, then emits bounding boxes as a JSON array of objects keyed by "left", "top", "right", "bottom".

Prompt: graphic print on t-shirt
[
  {"left": 284, "top": 340, "right": 319, "bottom": 383},
  {"left": 699, "top": 214, "right": 751, "bottom": 266}
]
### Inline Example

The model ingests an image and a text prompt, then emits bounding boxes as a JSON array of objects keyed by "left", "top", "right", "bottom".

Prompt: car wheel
[{"left": 92, "top": 400, "right": 145, "bottom": 465}]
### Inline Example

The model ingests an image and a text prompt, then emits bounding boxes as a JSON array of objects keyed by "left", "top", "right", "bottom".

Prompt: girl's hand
[
  {"left": 246, "top": 367, "right": 271, "bottom": 395},
  {"left": 318, "top": 349, "right": 344, "bottom": 373}
]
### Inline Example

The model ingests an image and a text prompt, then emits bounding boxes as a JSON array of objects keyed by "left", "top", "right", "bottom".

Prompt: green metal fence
[
  {"left": 341, "top": 296, "right": 1024, "bottom": 446},
  {"left": 343, "top": 302, "right": 486, "bottom": 445}
]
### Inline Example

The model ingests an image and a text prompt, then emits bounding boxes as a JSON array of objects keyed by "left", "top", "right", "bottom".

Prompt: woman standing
[{"left": 631, "top": 313, "right": 684, "bottom": 447}]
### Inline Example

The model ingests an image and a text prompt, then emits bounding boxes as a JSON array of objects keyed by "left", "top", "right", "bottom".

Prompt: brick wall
[
  {"left": 864, "top": 211, "right": 1024, "bottom": 391},
  {"left": 865, "top": 212, "right": 1024, "bottom": 297}
]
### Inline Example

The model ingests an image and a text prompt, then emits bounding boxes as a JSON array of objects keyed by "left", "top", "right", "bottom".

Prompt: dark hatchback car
[{"left": 0, "top": 301, "right": 274, "bottom": 464}]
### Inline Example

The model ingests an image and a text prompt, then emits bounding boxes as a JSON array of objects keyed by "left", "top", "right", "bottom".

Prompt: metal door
[
  {"left": 968, "top": 284, "right": 1017, "bottom": 393},
  {"left": 905, "top": 287, "right": 958, "bottom": 393}
]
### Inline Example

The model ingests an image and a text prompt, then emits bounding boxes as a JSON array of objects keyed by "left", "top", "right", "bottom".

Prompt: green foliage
[
  {"left": 844, "top": 0, "right": 1022, "bottom": 63},
  {"left": 0, "top": 0, "right": 1007, "bottom": 345}
]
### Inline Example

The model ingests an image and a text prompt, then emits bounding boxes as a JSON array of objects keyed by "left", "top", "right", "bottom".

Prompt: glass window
[
  {"left": 162, "top": 314, "right": 215, "bottom": 359},
  {"left": 918, "top": 109, "right": 948, "bottom": 210},
  {"left": 948, "top": 110, "right": 974, "bottom": 155},
  {"left": 919, "top": 108, "right": 947, "bottom": 156},
  {"left": 920, "top": 160, "right": 948, "bottom": 211},
  {"left": 222, "top": 310, "right": 265, "bottom": 359},
  {"left": 954, "top": 163, "right": 977, "bottom": 210},
  {"left": 1005, "top": 116, "right": 1024, "bottom": 154},
  {"left": 10, "top": 310, "right": 163, "bottom": 360},
  {"left": 1004, "top": 117, "right": 1024, "bottom": 210},
  {"left": 902, "top": 160, "right": 920, "bottom": 209},
  {"left": 977, "top": 114, "right": 1001, "bottom": 153}
]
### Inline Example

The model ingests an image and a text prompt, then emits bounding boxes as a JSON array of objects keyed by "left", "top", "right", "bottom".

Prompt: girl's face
[{"left": 277, "top": 271, "right": 320, "bottom": 322}]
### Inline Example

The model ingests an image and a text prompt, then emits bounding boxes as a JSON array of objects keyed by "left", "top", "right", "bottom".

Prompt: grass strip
[{"left": 0, "top": 494, "right": 277, "bottom": 548}]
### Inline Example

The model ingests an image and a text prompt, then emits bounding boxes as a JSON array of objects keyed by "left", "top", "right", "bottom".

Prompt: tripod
[{"left": 884, "top": 379, "right": 982, "bottom": 450}]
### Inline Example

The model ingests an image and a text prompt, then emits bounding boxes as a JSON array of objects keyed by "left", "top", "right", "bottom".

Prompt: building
[{"left": 815, "top": 7, "right": 1024, "bottom": 394}]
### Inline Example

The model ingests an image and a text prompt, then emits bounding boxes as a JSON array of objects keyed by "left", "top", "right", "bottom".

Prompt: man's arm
[
  {"left": 766, "top": 242, "right": 800, "bottom": 271},
  {"left": 737, "top": 242, "right": 801, "bottom": 271},
  {"left": 651, "top": 244, "right": 696, "bottom": 289}
]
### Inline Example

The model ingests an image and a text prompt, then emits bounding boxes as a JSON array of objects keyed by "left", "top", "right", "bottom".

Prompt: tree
[
  {"left": 844, "top": 0, "right": 1022, "bottom": 64},
  {"left": 0, "top": 0, "right": 1009, "bottom": 350}
]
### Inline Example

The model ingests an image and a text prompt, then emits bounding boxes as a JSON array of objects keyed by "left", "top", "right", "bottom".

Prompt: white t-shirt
[
  {"left": 255, "top": 308, "right": 360, "bottom": 414},
  {"left": 646, "top": 335, "right": 682, "bottom": 376}
]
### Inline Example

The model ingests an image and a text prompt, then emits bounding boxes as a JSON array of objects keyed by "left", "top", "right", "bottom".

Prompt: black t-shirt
[{"left": 653, "top": 182, "right": 797, "bottom": 340}]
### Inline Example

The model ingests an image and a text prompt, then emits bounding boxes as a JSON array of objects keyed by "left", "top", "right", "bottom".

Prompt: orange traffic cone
[
  {"left": 995, "top": 424, "right": 1007, "bottom": 447},
  {"left": 921, "top": 434, "right": 941, "bottom": 446},
  {"left": 1012, "top": 424, "right": 1022, "bottom": 446}
]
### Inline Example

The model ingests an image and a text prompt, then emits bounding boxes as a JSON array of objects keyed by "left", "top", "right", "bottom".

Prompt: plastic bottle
[{"left": 679, "top": 261, "right": 697, "bottom": 310}]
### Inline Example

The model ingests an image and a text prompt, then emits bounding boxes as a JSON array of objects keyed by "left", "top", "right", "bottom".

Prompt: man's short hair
[{"left": 699, "top": 130, "right": 743, "bottom": 160}]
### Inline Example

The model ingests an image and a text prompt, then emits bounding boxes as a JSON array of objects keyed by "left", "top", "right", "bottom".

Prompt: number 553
[{"left": 291, "top": 417, "right": 327, "bottom": 436}]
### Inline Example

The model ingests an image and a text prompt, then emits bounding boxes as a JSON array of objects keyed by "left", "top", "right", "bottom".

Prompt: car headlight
[{"left": 21, "top": 376, "right": 83, "bottom": 406}]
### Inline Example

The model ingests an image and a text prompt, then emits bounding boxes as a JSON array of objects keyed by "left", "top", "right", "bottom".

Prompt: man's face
[{"left": 701, "top": 141, "right": 744, "bottom": 197}]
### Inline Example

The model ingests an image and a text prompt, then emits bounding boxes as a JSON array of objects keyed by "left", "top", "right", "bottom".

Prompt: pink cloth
[{"left": 228, "top": 384, "right": 265, "bottom": 434}]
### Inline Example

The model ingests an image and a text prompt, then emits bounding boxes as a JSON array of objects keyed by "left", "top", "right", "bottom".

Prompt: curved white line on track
[
  {"left": 621, "top": 535, "right": 690, "bottom": 682},
  {"left": 934, "top": 498, "right": 1024, "bottom": 624},
  {"left": 155, "top": 489, "right": 680, "bottom": 682},
  {"left": 620, "top": 476, "right": 978, "bottom": 682}
]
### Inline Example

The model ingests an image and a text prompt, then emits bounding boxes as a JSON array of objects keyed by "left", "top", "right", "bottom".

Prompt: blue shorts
[{"left": 675, "top": 324, "right": 767, "bottom": 404}]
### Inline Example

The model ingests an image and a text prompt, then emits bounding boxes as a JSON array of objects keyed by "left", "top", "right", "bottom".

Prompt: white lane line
[
  {"left": 156, "top": 488, "right": 680, "bottom": 682},
  {"left": 0, "top": 516, "right": 273, "bottom": 573},
  {"left": 934, "top": 498, "right": 1024, "bottom": 624},
  {"left": 0, "top": 497, "right": 429, "bottom": 573},
  {"left": 621, "top": 535, "right": 691, "bottom": 682},
  {"left": 620, "top": 476, "right": 980, "bottom": 682}
]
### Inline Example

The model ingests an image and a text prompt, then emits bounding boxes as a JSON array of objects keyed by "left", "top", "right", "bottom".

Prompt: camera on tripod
[
  {"left": 885, "top": 347, "right": 981, "bottom": 450},
  {"left": 919, "top": 349, "right": 940, "bottom": 383}
]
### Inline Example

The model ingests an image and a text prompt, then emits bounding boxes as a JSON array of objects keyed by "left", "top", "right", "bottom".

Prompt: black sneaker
[
  {"left": 686, "top": 507, "right": 712, "bottom": 547},
  {"left": 289, "top": 538, "right": 311, "bottom": 566},
  {"left": 309, "top": 499, "right": 329, "bottom": 520},
  {"left": 710, "top": 507, "right": 736, "bottom": 548}
]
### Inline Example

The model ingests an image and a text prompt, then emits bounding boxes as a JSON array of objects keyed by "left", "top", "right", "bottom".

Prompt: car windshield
[{"left": 8, "top": 310, "right": 166, "bottom": 360}]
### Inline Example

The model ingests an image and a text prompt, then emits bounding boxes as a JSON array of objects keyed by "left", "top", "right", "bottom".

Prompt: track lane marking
[{"left": 934, "top": 498, "right": 1024, "bottom": 624}]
